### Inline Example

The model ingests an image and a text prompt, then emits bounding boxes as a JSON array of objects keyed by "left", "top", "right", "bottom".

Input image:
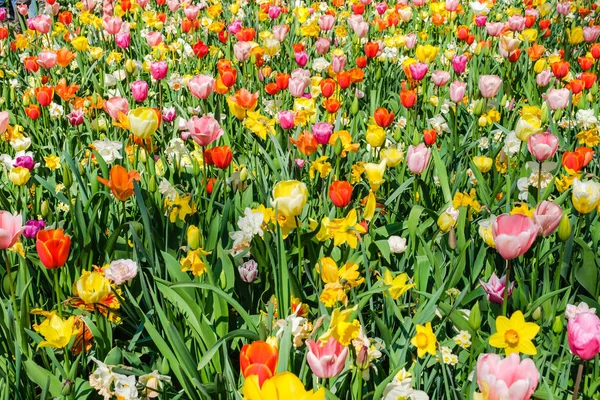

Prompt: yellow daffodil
[
  {"left": 165, "top": 194, "right": 195, "bottom": 223},
  {"left": 245, "top": 110, "right": 275, "bottom": 140},
  {"left": 329, "top": 131, "right": 359, "bottom": 158},
  {"left": 411, "top": 322, "right": 437, "bottom": 358},
  {"left": 44, "top": 155, "right": 61, "bottom": 170},
  {"left": 309, "top": 156, "right": 332, "bottom": 179},
  {"left": 489, "top": 311, "right": 539, "bottom": 355},
  {"left": 326, "top": 209, "right": 366, "bottom": 248},
  {"left": 363, "top": 159, "right": 387, "bottom": 192},
  {"left": 379, "top": 269, "right": 414, "bottom": 300},
  {"left": 180, "top": 248, "right": 211, "bottom": 277},
  {"left": 319, "top": 306, "right": 361, "bottom": 346}
]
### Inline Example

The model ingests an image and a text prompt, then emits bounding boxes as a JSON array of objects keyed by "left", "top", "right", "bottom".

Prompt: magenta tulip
[
  {"left": 452, "top": 54, "right": 468, "bottom": 74},
  {"left": 150, "top": 61, "right": 168, "bottom": 80},
  {"left": 567, "top": 312, "right": 600, "bottom": 360},
  {"left": 312, "top": 122, "right": 333, "bottom": 145},
  {"left": 277, "top": 111, "right": 295, "bottom": 130},
  {"left": 492, "top": 214, "right": 538, "bottom": 260},
  {"left": 409, "top": 63, "right": 428, "bottom": 81},
  {"left": 480, "top": 273, "right": 514, "bottom": 304},
  {"left": 131, "top": 81, "right": 149, "bottom": 103},
  {"left": 306, "top": 337, "right": 348, "bottom": 379}
]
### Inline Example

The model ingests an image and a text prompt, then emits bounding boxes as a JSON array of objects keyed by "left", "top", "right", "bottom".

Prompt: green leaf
[{"left": 23, "top": 359, "right": 62, "bottom": 397}]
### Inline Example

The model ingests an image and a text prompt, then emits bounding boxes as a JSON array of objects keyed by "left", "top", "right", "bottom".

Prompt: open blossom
[
  {"left": 104, "top": 259, "right": 138, "bottom": 285},
  {"left": 476, "top": 353, "right": 539, "bottom": 400},
  {"left": 480, "top": 273, "right": 514, "bottom": 304}
]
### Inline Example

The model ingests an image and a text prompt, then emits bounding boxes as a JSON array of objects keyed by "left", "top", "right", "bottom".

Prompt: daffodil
[
  {"left": 411, "top": 322, "right": 437, "bottom": 358},
  {"left": 165, "top": 195, "right": 195, "bottom": 223},
  {"left": 180, "top": 248, "right": 211, "bottom": 277},
  {"left": 245, "top": 110, "right": 275, "bottom": 140},
  {"left": 327, "top": 209, "right": 366, "bottom": 248},
  {"left": 242, "top": 372, "right": 324, "bottom": 400},
  {"left": 309, "top": 156, "right": 332, "bottom": 179},
  {"left": 33, "top": 312, "right": 77, "bottom": 349},
  {"left": 489, "top": 311, "right": 539, "bottom": 355},
  {"left": 363, "top": 191, "right": 376, "bottom": 222},
  {"left": 319, "top": 306, "right": 361, "bottom": 346},
  {"left": 379, "top": 269, "right": 414, "bottom": 300}
]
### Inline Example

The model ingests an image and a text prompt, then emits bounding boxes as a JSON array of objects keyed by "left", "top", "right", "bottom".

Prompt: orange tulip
[
  {"left": 329, "top": 181, "right": 353, "bottom": 207},
  {"left": 401, "top": 89, "right": 417, "bottom": 109},
  {"left": 551, "top": 61, "right": 570, "bottom": 79},
  {"left": 240, "top": 341, "right": 278, "bottom": 387},
  {"left": 337, "top": 71, "right": 351, "bottom": 89},
  {"left": 374, "top": 108, "right": 394, "bottom": 128},
  {"left": 320, "top": 78, "right": 336, "bottom": 98},
  {"left": 591, "top": 43, "right": 600, "bottom": 59},
  {"left": 527, "top": 43, "right": 545, "bottom": 62},
  {"left": 265, "top": 83, "right": 280, "bottom": 95},
  {"left": 24, "top": 56, "right": 39, "bottom": 73},
  {"left": 56, "top": 48, "right": 77, "bottom": 68},
  {"left": 578, "top": 56, "right": 594, "bottom": 71},
  {"left": 575, "top": 146, "right": 594, "bottom": 167},
  {"left": 275, "top": 73, "right": 289, "bottom": 90},
  {"left": 349, "top": 68, "right": 365, "bottom": 83},
  {"left": 229, "top": 88, "right": 259, "bottom": 111},
  {"left": 219, "top": 67, "right": 237, "bottom": 88},
  {"left": 97, "top": 165, "right": 141, "bottom": 202},
  {"left": 364, "top": 42, "right": 379, "bottom": 58},
  {"left": 55, "top": 79, "right": 80, "bottom": 101},
  {"left": 211, "top": 146, "right": 233, "bottom": 169},
  {"left": 323, "top": 98, "right": 341, "bottom": 113},
  {"left": 25, "top": 105, "right": 41, "bottom": 120},
  {"left": 580, "top": 72, "right": 596, "bottom": 89},
  {"left": 36, "top": 229, "right": 71, "bottom": 269},
  {"left": 290, "top": 132, "right": 318, "bottom": 156},
  {"left": 35, "top": 86, "right": 54, "bottom": 107}
]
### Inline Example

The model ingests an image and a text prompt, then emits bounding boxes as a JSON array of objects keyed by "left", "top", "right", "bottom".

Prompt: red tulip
[
  {"left": 400, "top": 89, "right": 417, "bottom": 108},
  {"left": 240, "top": 341, "right": 278, "bottom": 387},
  {"left": 424, "top": 129, "right": 437, "bottom": 146},
  {"left": 36, "top": 229, "right": 71, "bottom": 269},
  {"left": 329, "top": 181, "right": 353, "bottom": 207},
  {"left": 373, "top": 108, "right": 394, "bottom": 128},
  {"left": 211, "top": 146, "right": 233, "bottom": 169}
]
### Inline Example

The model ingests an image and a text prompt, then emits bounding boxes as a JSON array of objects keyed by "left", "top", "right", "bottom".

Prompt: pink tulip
[
  {"left": 162, "top": 107, "right": 177, "bottom": 123},
  {"left": 277, "top": 111, "right": 295, "bottom": 130},
  {"left": 315, "top": 38, "right": 331, "bottom": 55},
  {"left": 31, "top": 15, "right": 52, "bottom": 34},
  {"left": 167, "top": 0, "right": 180, "bottom": 12},
  {"left": 295, "top": 51, "right": 309, "bottom": 67},
  {"left": 445, "top": 0, "right": 458, "bottom": 12},
  {"left": 406, "top": 143, "right": 431, "bottom": 174},
  {"left": 486, "top": 22, "right": 505, "bottom": 37},
  {"left": 452, "top": 54, "right": 468, "bottom": 74},
  {"left": 104, "top": 97, "right": 129, "bottom": 120},
  {"left": 136, "top": 0, "right": 149, "bottom": 8},
  {"left": 145, "top": 32, "right": 163, "bottom": 47},
  {"left": 115, "top": 32, "right": 130, "bottom": 49},
  {"left": 103, "top": 16, "right": 122, "bottom": 35},
  {"left": 0, "top": 211, "right": 23, "bottom": 250},
  {"left": 556, "top": 2, "right": 570, "bottom": 15},
  {"left": 131, "top": 81, "right": 149, "bottom": 103},
  {"left": 328, "top": 54, "right": 345, "bottom": 73},
  {"left": 37, "top": 51, "right": 57, "bottom": 69},
  {"left": 188, "top": 75, "right": 215, "bottom": 99},
  {"left": 273, "top": 25, "right": 289, "bottom": 41},
  {"left": 376, "top": 2, "right": 387, "bottom": 15},
  {"left": 268, "top": 5, "right": 282, "bottom": 19},
  {"left": 306, "top": 337, "right": 348, "bottom": 379},
  {"left": 533, "top": 201, "right": 562, "bottom": 237},
  {"left": 507, "top": 14, "right": 525, "bottom": 31},
  {"left": 0, "top": 8, "right": 6, "bottom": 21},
  {"left": 476, "top": 353, "right": 539, "bottom": 400},
  {"left": 188, "top": 116, "right": 223, "bottom": 147},
  {"left": 67, "top": 109, "right": 85, "bottom": 126},
  {"left": 567, "top": 312, "right": 600, "bottom": 360},
  {"left": 536, "top": 69, "right": 553, "bottom": 87},
  {"left": 289, "top": 76, "right": 310, "bottom": 97},
  {"left": 228, "top": 20, "right": 242, "bottom": 35},
  {"left": 0, "top": 111, "right": 9, "bottom": 134},
  {"left": 432, "top": 71, "right": 450, "bottom": 87},
  {"left": 319, "top": 15, "right": 335, "bottom": 31},
  {"left": 409, "top": 63, "right": 428, "bottom": 81},
  {"left": 150, "top": 61, "right": 168, "bottom": 80},
  {"left": 312, "top": 122, "right": 333, "bottom": 145},
  {"left": 480, "top": 273, "right": 514, "bottom": 304},
  {"left": 184, "top": 5, "right": 199, "bottom": 20},
  {"left": 583, "top": 26, "right": 600, "bottom": 43},
  {"left": 405, "top": 33, "right": 417, "bottom": 49},
  {"left": 353, "top": 21, "right": 369, "bottom": 38},
  {"left": 492, "top": 214, "right": 538, "bottom": 260},
  {"left": 527, "top": 132, "right": 558, "bottom": 162},
  {"left": 475, "top": 14, "right": 487, "bottom": 27},
  {"left": 82, "top": 0, "right": 96, "bottom": 11},
  {"left": 546, "top": 88, "right": 570, "bottom": 110},
  {"left": 398, "top": 7, "right": 412, "bottom": 22},
  {"left": 450, "top": 81, "right": 467, "bottom": 102},
  {"left": 412, "top": 0, "right": 426, "bottom": 6},
  {"left": 233, "top": 41, "right": 252, "bottom": 62},
  {"left": 478, "top": 75, "right": 502, "bottom": 99},
  {"left": 18, "top": 4, "right": 28, "bottom": 15}
]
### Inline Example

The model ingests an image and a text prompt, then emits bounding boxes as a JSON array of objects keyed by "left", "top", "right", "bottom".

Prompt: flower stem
[
  {"left": 502, "top": 259, "right": 511, "bottom": 317},
  {"left": 4, "top": 251, "right": 18, "bottom": 322},
  {"left": 54, "top": 269, "right": 62, "bottom": 318},
  {"left": 573, "top": 360, "right": 584, "bottom": 400}
]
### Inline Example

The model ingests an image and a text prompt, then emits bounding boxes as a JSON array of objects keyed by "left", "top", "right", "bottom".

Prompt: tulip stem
[
  {"left": 502, "top": 259, "right": 511, "bottom": 317},
  {"left": 54, "top": 269, "right": 63, "bottom": 318},
  {"left": 573, "top": 360, "right": 584, "bottom": 400},
  {"left": 4, "top": 251, "right": 18, "bottom": 323}
]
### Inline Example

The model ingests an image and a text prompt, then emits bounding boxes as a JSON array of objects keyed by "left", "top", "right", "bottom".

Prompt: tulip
[
  {"left": 289, "top": 74, "right": 310, "bottom": 97},
  {"left": 329, "top": 181, "right": 353, "bottom": 208},
  {"left": 315, "top": 38, "right": 331, "bottom": 55},
  {"left": 567, "top": 312, "right": 600, "bottom": 360},
  {"left": 23, "top": 219, "right": 45, "bottom": 239},
  {"left": 37, "top": 51, "right": 57, "bottom": 69},
  {"left": 277, "top": 111, "right": 295, "bottom": 130},
  {"left": 331, "top": 54, "right": 346, "bottom": 73},
  {"left": 450, "top": 81, "right": 467, "bottom": 102},
  {"left": 184, "top": 5, "right": 199, "bottom": 20},
  {"left": 31, "top": 14, "right": 52, "bottom": 34},
  {"left": 0, "top": 111, "right": 7, "bottom": 134},
  {"left": 527, "top": 132, "right": 558, "bottom": 162},
  {"left": 105, "top": 97, "right": 129, "bottom": 120},
  {"left": 131, "top": 80, "right": 149, "bottom": 102},
  {"left": 272, "top": 25, "right": 289, "bottom": 41},
  {"left": 67, "top": 109, "right": 84, "bottom": 126},
  {"left": 242, "top": 372, "right": 324, "bottom": 399},
  {"left": 312, "top": 122, "right": 333, "bottom": 145},
  {"left": 486, "top": 22, "right": 505, "bottom": 37},
  {"left": 103, "top": 16, "right": 122, "bottom": 35},
  {"left": 406, "top": 143, "right": 431, "bottom": 174},
  {"left": 294, "top": 51, "right": 308, "bottom": 67},
  {"left": 128, "top": 108, "right": 159, "bottom": 139},
  {"left": 33, "top": 313, "right": 77, "bottom": 349},
  {"left": 546, "top": 88, "right": 570, "bottom": 110},
  {"left": 364, "top": 159, "right": 387, "bottom": 191},
  {"left": 188, "top": 75, "right": 215, "bottom": 99},
  {"left": 452, "top": 54, "right": 468, "bottom": 74},
  {"left": 480, "top": 273, "right": 514, "bottom": 304},
  {"left": 431, "top": 70, "right": 450, "bottom": 86},
  {"left": 364, "top": 42, "right": 379, "bottom": 58},
  {"left": 234, "top": 41, "right": 252, "bottom": 62},
  {"left": 35, "top": 86, "right": 54, "bottom": 107},
  {"left": 150, "top": 61, "right": 168, "bottom": 80},
  {"left": 400, "top": 89, "right": 417, "bottom": 108},
  {"left": 409, "top": 63, "right": 428, "bottom": 81},
  {"left": 445, "top": 0, "right": 458, "bottom": 12},
  {"left": 319, "top": 15, "right": 334, "bottom": 30},
  {"left": 36, "top": 229, "right": 71, "bottom": 269},
  {"left": 388, "top": 235, "right": 407, "bottom": 253},
  {"left": 9, "top": 167, "right": 30, "bottom": 186},
  {"left": 306, "top": 337, "right": 348, "bottom": 378},
  {"left": 551, "top": 61, "right": 570, "bottom": 79},
  {"left": 476, "top": 353, "right": 539, "bottom": 400},
  {"left": 405, "top": 33, "right": 417, "bottom": 48},
  {"left": 556, "top": 2, "right": 570, "bottom": 15},
  {"left": 373, "top": 108, "right": 394, "bottom": 128},
  {"left": 188, "top": 116, "right": 224, "bottom": 147},
  {"left": 98, "top": 165, "right": 141, "bottom": 202},
  {"left": 478, "top": 75, "right": 502, "bottom": 98},
  {"left": 0, "top": 211, "right": 23, "bottom": 249},
  {"left": 492, "top": 214, "right": 538, "bottom": 260},
  {"left": 271, "top": 180, "right": 308, "bottom": 217},
  {"left": 74, "top": 271, "right": 111, "bottom": 304},
  {"left": 240, "top": 340, "right": 278, "bottom": 386},
  {"left": 145, "top": 31, "right": 163, "bottom": 47},
  {"left": 583, "top": 26, "right": 600, "bottom": 43},
  {"left": 536, "top": 69, "right": 553, "bottom": 87},
  {"left": 533, "top": 201, "right": 562, "bottom": 237},
  {"left": 238, "top": 260, "right": 259, "bottom": 283},
  {"left": 423, "top": 129, "right": 436, "bottom": 146},
  {"left": 571, "top": 178, "right": 600, "bottom": 214},
  {"left": 210, "top": 146, "right": 233, "bottom": 169},
  {"left": 162, "top": 107, "right": 177, "bottom": 123}
]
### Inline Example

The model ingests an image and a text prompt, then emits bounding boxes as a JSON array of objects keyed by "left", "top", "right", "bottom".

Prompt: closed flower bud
[
  {"left": 187, "top": 225, "right": 200, "bottom": 250},
  {"left": 448, "top": 227, "right": 457, "bottom": 249},
  {"left": 532, "top": 306, "right": 542, "bottom": 321},
  {"left": 350, "top": 97, "right": 359, "bottom": 115},
  {"left": 473, "top": 99, "right": 485, "bottom": 116},
  {"left": 61, "top": 380, "right": 74, "bottom": 396},
  {"left": 437, "top": 212, "right": 456, "bottom": 233},
  {"left": 552, "top": 316, "right": 563, "bottom": 333},
  {"left": 41, "top": 200, "right": 50, "bottom": 217},
  {"left": 558, "top": 213, "right": 572, "bottom": 242},
  {"left": 62, "top": 164, "right": 73, "bottom": 188},
  {"left": 469, "top": 301, "right": 481, "bottom": 331}
]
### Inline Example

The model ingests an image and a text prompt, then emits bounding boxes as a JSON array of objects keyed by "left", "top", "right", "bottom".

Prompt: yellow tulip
[
  {"left": 71, "top": 36, "right": 89, "bottom": 51},
  {"left": 415, "top": 44, "right": 440, "bottom": 63},
  {"left": 437, "top": 212, "right": 456, "bottom": 233},
  {"left": 128, "top": 108, "right": 159, "bottom": 139},
  {"left": 187, "top": 225, "right": 201, "bottom": 250},
  {"left": 515, "top": 114, "right": 541, "bottom": 142},
  {"left": 89, "top": 47, "right": 104, "bottom": 60},
  {"left": 473, "top": 156, "right": 493, "bottom": 173},
  {"left": 380, "top": 147, "right": 403, "bottom": 167},
  {"left": 567, "top": 27, "right": 584, "bottom": 45},
  {"left": 533, "top": 59, "right": 547, "bottom": 74},
  {"left": 363, "top": 190, "right": 376, "bottom": 221},
  {"left": 365, "top": 123, "right": 386, "bottom": 148},
  {"left": 271, "top": 180, "right": 308, "bottom": 217},
  {"left": 33, "top": 313, "right": 77, "bottom": 349},
  {"left": 363, "top": 159, "right": 387, "bottom": 192},
  {"left": 572, "top": 178, "right": 600, "bottom": 214},
  {"left": 73, "top": 271, "right": 110, "bottom": 304},
  {"left": 9, "top": 166, "right": 30, "bottom": 186},
  {"left": 242, "top": 372, "right": 324, "bottom": 400}
]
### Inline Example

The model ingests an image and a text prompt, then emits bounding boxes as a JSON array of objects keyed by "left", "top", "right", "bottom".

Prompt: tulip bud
[
  {"left": 473, "top": 99, "right": 485, "bottom": 116},
  {"left": 558, "top": 213, "right": 572, "bottom": 242},
  {"left": 478, "top": 115, "right": 487, "bottom": 127},
  {"left": 500, "top": 94, "right": 507, "bottom": 107},
  {"left": 356, "top": 344, "right": 369, "bottom": 370},
  {"left": 334, "top": 136, "right": 343, "bottom": 156},
  {"left": 126, "top": 59, "right": 137, "bottom": 73},
  {"left": 148, "top": 175, "right": 157, "bottom": 192},
  {"left": 577, "top": 95, "right": 585, "bottom": 109},
  {"left": 532, "top": 306, "right": 542, "bottom": 321},
  {"left": 375, "top": 65, "right": 382, "bottom": 81},
  {"left": 239, "top": 166, "right": 248, "bottom": 181},
  {"left": 469, "top": 301, "right": 481, "bottom": 331},
  {"left": 541, "top": 102, "right": 549, "bottom": 124},
  {"left": 90, "top": 171, "right": 99, "bottom": 194},
  {"left": 448, "top": 227, "right": 457, "bottom": 249},
  {"left": 187, "top": 225, "right": 200, "bottom": 250},
  {"left": 552, "top": 316, "right": 563, "bottom": 333},
  {"left": 553, "top": 108, "right": 563, "bottom": 121},
  {"left": 591, "top": 82, "right": 598, "bottom": 96},
  {"left": 23, "top": 95, "right": 30, "bottom": 107},
  {"left": 62, "top": 164, "right": 73, "bottom": 189},
  {"left": 159, "top": 357, "right": 170, "bottom": 375},
  {"left": 41, "top": 200, "right": 50, "bottom": 217},
  {"left": 61, "top": 380, "right": 73, "bottom": 396},
  {"left": 350, "top": 97, "right": 359, "bottom": 115}
]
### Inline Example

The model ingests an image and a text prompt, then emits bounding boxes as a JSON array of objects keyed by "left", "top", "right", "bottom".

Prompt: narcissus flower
[
  {"left": 411, "top": 322, "right": 437, "bottom": 358},
  {"left": 378, "top": 269, "right": 414, "bottom": 300},
  {"left": 489, "top": 311, "right": 539, "bottom": 355},
  {"left": 319, "top": 306, "right": 361, "bottom": 346}
]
